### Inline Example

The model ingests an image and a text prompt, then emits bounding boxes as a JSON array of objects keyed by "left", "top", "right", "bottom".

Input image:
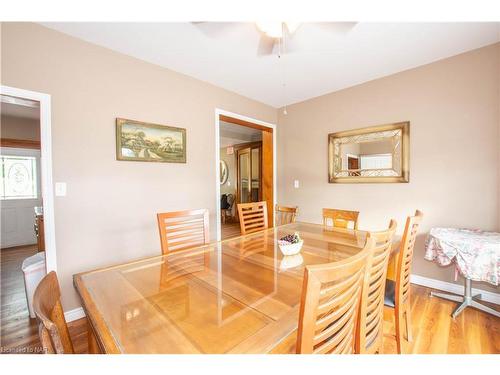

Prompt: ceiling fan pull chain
[{"left": 281, "top": 22, "right": 287, "bottom": 115}]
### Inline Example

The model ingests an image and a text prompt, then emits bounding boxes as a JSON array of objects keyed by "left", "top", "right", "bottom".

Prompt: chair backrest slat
[
  {"left": 296, "top": 239, "right": 373, "bottom": 354},
  {"left": 33, "top": 271, "right": 74, "bottom": 354},
  {"left": 396, "top": 210, "right": 423, "bottom": 306},
  {"left": 356, "top": 220, "right": 397, "bottom": 354},
  {"left": 275, "top": 205, "right": 298, "bottom": 226},
  {"left": 322, "top": 208, "right": 359, "bottom": 230},
  {"left": 237, "top": 201, "right": 268, "bottom": 235},
  {"left": 157, "top": 209, "right": 209, "bottom": 255}
]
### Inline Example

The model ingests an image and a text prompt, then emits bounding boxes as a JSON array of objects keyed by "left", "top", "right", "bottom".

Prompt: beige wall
[
  {"left": 278, "top": 43, "right": 500, "bottom": 293},
  {"left": 1, "top": 23, "right": 277, "bottom": 310},
  {"left": 0, "top": 114, "right": 40, "bottom": 141},
  {"left": 1, "top": 22, "right": 498, "bottom": 310}
]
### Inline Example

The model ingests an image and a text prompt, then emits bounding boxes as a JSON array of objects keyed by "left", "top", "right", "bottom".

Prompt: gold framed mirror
[{"left": 328, "top": 122, "right": 409, "bottom": 183}]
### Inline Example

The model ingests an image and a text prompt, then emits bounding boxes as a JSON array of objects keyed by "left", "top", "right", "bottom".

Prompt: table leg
[
  {"left": 87, "top": 318, "right": 101, "bottom": 354},
  {"left": 430, "top": 291, "right": 463, "bottom": 303},
  {"left": 471, "top": 300, "right": 500, "bottom": 318},
  {"left": 451, "top": 300, "right": 469, "bottom": 318},
  {"left": 430, "top": 278, "right": 500, "bottom": 319}
]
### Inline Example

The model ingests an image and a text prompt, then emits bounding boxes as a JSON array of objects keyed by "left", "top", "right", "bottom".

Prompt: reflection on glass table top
[{"left": 78, "top": 222, "right": 367, "bottom": 353}]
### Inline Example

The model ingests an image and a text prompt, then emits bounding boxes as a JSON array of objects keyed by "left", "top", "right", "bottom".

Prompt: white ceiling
[
  {"left": 1, "top": 102, "right": 40, "bottom": 120},
  {"left": 42, "top": 22, "right": 500, "bottom": 107}
]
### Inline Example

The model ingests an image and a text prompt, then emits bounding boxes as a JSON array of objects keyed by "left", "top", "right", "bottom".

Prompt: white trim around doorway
[
  {"left": 214, "top": 109, "right": 277, "bottom": 241},
  {"left": 1, "top": 85, "right": 57, "bottom": 273}
]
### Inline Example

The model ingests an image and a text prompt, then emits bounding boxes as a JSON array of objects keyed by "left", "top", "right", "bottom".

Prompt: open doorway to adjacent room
[
  {"left": 215, "top": 111, "right": 276, "bottom": 241},
  {"left": 0, "top": 86, "right": 55, "bottom": 352}
]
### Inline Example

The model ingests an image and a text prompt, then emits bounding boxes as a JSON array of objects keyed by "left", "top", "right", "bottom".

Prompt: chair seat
[{"left": 384, "top": 279, "right": 396, "bottom": 308}]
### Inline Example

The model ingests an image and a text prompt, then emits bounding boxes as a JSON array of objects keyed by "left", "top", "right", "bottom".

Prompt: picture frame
[
  {"left": 328, "top": 122, "right": 410, "bottom": 183},
  {"left": 116, "top": 118, "right": 186, "bottom": 163}
]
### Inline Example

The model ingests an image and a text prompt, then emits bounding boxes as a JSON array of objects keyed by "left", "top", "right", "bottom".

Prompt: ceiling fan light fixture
[
  {"left": 256, "top": 21, "right": 301, "bottom": 38},
  {"left": 285, "top": 22, "right": 300, "bottom": 34},
  {"left": 255, "top": 21, "right": 283, "bottom": 38}
]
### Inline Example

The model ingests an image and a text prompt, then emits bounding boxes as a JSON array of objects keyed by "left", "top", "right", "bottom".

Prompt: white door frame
[
  {"left": 214, "top": 108, "right": 276, "bottom": 241},
  {"left": 1, "top": 85, "right": 57, "bottom": 272}
]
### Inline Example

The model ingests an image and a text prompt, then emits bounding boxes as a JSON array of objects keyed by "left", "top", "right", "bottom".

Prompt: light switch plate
[
  {"left": 294, "top": 180, "right": 300, "bottom": 189},
  {"left": 55, "top": 182, "right": 67, "bottom": 197}
]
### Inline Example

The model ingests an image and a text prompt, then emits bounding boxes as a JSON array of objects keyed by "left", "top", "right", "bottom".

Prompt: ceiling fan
[{"left": 192, "top": 22, "right": 357, "bottom": 57}]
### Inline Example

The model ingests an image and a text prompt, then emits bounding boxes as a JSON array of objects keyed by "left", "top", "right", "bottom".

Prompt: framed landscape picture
[{"left": 116, "top": 118, "right": 186, "bottom": 163}]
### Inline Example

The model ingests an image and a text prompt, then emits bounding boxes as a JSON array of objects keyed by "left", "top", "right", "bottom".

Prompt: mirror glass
[
  {"left": 329, "top": 122, "right": 409, "bottom": 183},
  {"left": 220, "top": 160, "right": 228, "bottom": 185}
]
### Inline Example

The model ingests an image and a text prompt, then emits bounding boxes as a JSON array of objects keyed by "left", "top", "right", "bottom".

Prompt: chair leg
[
  {"left": 405, "top": 306, "right": 412, "bottom": 343},
  {"left": 395, "top": 307, "right": 404, "bottom": 354}
]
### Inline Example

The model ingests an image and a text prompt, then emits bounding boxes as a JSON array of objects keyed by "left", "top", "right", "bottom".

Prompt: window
[
  {"left": 360, "top": 154, "right": 392, "bottom": 170},
  {"left": 0, "top": 155, "right": 38, "bottom": 200}
]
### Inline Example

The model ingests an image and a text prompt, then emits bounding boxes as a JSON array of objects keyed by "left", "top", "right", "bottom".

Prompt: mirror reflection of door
[
  {"left": 236, "top": 143, "right": 261, "bottom": 205},
  {"left": 347, "top": 156, "right": 360, "bottom": 176}
]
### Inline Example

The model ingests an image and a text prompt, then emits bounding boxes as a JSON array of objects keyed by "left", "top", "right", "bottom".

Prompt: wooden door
[
  {"left": 236, "top": 145, "right": 262, "bottom": 205},
  {"left": 262, "top": 131, "right": 273, "bottom": 226}
]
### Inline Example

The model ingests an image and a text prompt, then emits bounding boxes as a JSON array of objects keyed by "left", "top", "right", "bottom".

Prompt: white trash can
[{"left": 22, "top": 251, "right": 46, "bottom": 319}]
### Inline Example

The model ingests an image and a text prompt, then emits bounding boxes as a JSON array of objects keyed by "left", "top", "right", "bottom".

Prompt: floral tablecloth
[{"left": 425, "top": 228, "right": 500, "bottom": 286}]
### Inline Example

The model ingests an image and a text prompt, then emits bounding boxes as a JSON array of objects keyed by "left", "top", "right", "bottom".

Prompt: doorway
[
  {"left": 215, "top": 110, "right": 276, "bottom": 241},
  {"left": 0, "top": 86, "right": 55, "bottom": 350}
]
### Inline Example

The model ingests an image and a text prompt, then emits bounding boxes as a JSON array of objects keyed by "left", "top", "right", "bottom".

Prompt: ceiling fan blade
[
  {"left": 315, "top": 22, "right": 358, "bottom": 34},
  {"left": 191, "top": 22, "right": 238, "bottom": 38},
  {"left": 257, "top": 35, "right": 276, "bottom": 56}
]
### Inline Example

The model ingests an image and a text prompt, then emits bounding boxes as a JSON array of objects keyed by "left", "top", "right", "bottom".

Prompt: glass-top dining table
[{"left": 74, "top": 222, "right": 381, "bottom": 354}]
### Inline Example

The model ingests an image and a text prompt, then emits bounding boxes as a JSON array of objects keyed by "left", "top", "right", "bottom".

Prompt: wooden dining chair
[
  {"left": 157, "top": 209, "right": 209, "bottom": 255},
  {"left": 33, "top": 271, "right": 75, "bottom": 354},
  {"left": 384, "top": 210, "right": 423, "bottom": 354},
  {"left": 237, "top": 201, "right": 268, "bottom": 235},
  {"left": 296, "top": 238, "right": 374, "bottom": 354},
  {"left": 221, "top": 193, "right": 235, "bottom": 224},
  {"left": 355, "top": 220, "right": 397, "bottom": 354},
  {"left": 322, "top": 208, "right": 359, "bottom": 230},
  {"left": 275, "top": 205, "right": 298, "bottom": 226}
]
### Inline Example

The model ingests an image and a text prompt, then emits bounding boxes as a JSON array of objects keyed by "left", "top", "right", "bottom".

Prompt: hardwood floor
[
  {"left": 1, "top": 245, "right": 498, "bottom": 354},
  {"left": 382, "top": 284, "right": 499, "bottom": 354},
  {"left": 0, "top": 245, "right": 87, "bottom": 354}
]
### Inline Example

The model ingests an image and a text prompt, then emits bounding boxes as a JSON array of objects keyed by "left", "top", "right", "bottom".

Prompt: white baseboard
[
  {"left": 64, "top": 307, "right": 86, "bottom": 322},
  {"left": 410, "top": 274, "right": 500, "bottom": 305}
]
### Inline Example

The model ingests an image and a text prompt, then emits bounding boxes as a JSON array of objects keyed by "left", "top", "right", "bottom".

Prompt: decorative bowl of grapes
[{"left": 278, "top": 232, "right": 304, "bottom": 256}]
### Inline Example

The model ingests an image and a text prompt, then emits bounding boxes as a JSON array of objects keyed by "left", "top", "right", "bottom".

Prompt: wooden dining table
[{"left": 74, "top": 221, "right": 399, "bottom": 354}]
